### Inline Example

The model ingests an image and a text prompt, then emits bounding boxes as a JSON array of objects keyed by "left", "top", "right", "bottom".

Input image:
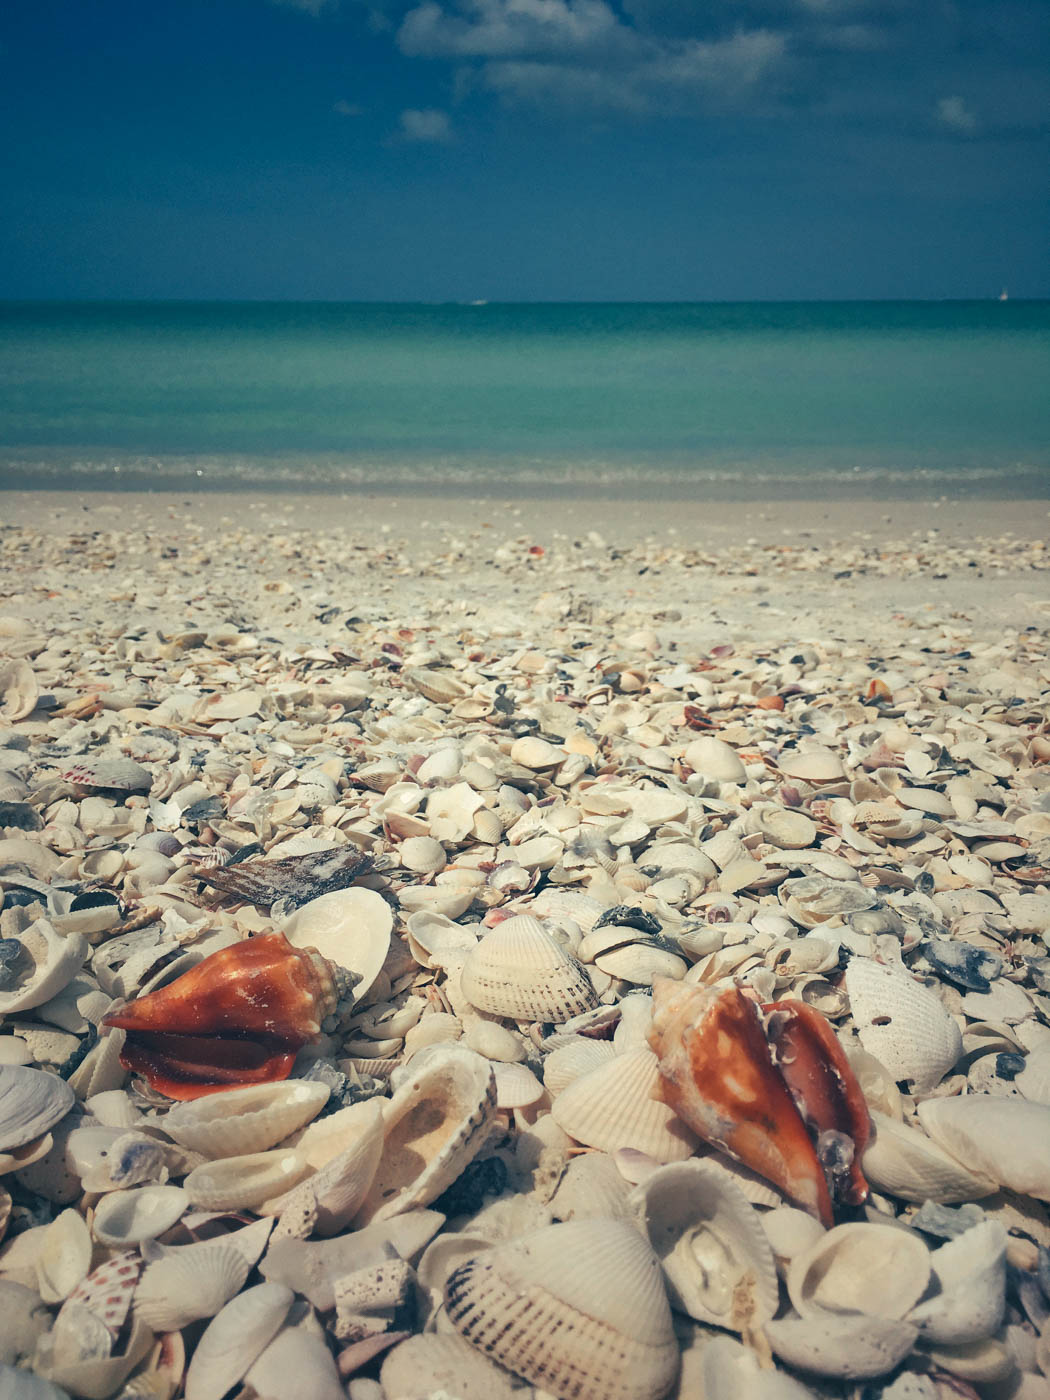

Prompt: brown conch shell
[
  {"left": 103, "top": 933, "right": 342, "bottom": 1101},
  {"left": 648, "top": 978, "right": 836, "bottom": 1225}
]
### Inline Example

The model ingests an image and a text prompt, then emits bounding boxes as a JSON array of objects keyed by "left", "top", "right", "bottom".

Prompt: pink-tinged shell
[{"left": 647, "top": 978, "right": 832, "bottom": 1225}]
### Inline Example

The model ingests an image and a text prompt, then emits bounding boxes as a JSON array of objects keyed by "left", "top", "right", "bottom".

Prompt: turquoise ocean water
[{"left": 0, "top": 301, "right": 1047, "bottom": 496}]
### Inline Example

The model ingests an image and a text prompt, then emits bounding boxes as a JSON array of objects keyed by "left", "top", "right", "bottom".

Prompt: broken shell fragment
[
  {"left": 764, "top": 1313, "right": 919, "bottom": 1379},
  {"left": 353, "top": 1043, "right": 497, "bottom": 1224},
  {"left": 908, "top": 1221, "right": 1007, "bottom": 1345}
]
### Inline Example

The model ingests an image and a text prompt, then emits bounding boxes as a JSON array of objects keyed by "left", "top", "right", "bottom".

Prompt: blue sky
[{"left": 2, "top": 0, "right": 1047, "bottom": 299}]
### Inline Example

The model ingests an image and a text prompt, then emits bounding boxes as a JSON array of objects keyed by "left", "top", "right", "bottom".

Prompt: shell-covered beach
[{"left": 1, "top": 489, "right": 1050, "bottom": 1400}]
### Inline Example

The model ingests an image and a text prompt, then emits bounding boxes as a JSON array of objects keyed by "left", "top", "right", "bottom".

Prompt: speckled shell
[
  {"left": 764, "top": 1314, "right": 918, "bottom": 1380},
  {"left": 444, "top": 1220, "right": 680, "bottom": 1400}
]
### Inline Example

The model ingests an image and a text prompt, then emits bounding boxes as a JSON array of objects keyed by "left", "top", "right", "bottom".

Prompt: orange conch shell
[
  {"left": 647, "top": 978, "right": 833, "bottom": 1225},
  {"left": 765, "top": 998, "right": 870, "bottom": 1208},
  {"left": 103, "top": 932, "right": 341, "bottom": 1101}
]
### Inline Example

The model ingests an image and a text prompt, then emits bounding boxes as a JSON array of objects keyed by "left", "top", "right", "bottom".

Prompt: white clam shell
[
  {"left": 684, "top": 737, "right": 746, "bottom": 783},
  {"left": 281, "top": 886, "right": 392, "bottom": 1002},
  {"left": 91, "top": 1185, "right": 189, "bottom": 1246},
  {"left": 551, "top": 1046, "right": 699, "bottom": 1162},
  {"left": 243, "top": 1324, "right": 345, "bottom": 1400},
  {"left": 629, "top": 1160, "right": 779, "bottom": 1332},
  {"left": 35, "top": 1209, "right": 92, "bottom": 1304},
  {"left": 861, "top": 1110, "right": 997, "bottom": 1203},
  {"left": 380, "top": 1334, "right": 517, "bottom": 1400},
  {"left": 184, "top": 1282, "right": 294, "bottom": 1400},
  {"left": 183, "top": 1149, "right": 312, "bottom": 1211},
  {"left": 353, "top": 1043, "right": 497, "bottom": 1225},
  {"left": 762, "top": 1207, "right": 827, "bottom": 1273},
  {"left": 845, "top": 957, "right": 962, "bottom": 1092},
  {"left": 777, "top": 748, "right": 845, "bottom": 783},
  {"left": 908, "top": 1221, "right": 1007, "bottom": 1345},
  {"left": 398, "top": 836, "right": 447, "bottom": 874},
  {"left": 765, "top": 1313, "right": 919, "bottom": 1379},
  {"left": 787, "top": 1222, "right": 930, "bottom": 1320},
  {"left": 444, "top": 1219, "right": 679, "bottom": 1400},
  {"left": 134, "top": 1243, "right": 251, "bottom": 1331},
  {"left": 461, "top": 914, "right": 598, "bottom": 1023},
  {"left": 0, "top": 921, "right": 89, "bottom": 1016},
  {"left": 916, "top": 1096, "right": 1050, "bottom": 1201},
  {"left": 159, "top": 1080, "right": 329, "bottom": 1158},
  {"left": 0, "top": 1066, "right": 74, "bottom": 1153}
]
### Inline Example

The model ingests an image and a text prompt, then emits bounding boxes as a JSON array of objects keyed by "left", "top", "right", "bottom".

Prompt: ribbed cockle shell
[
  {"left": 647, "top": 978, "right": 832, "bottom": 1226},
  {"left": 103, "top": 933, "right": 341, "bottom": 1100}
]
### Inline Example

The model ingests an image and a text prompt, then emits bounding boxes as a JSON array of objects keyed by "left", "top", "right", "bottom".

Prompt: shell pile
[{"left": 1, "top": 500, "right": 1050, "bottom": 1400}]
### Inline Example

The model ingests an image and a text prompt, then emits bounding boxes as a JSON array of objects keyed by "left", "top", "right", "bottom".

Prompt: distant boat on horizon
[{"left": 999, "top": 287, "right": 1009, "bottom": 301}]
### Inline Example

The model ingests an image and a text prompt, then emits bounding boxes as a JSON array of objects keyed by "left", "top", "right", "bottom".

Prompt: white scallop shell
[
  {"left": 787, "top": 1222, "right": 930, "bottom": 1320},
  {"left": 764, "top": 1314, "right": 918, "bottom": 1380},
  {"left": 444, "top": 1219, "right": 679, "bottom": 1400},
  {"left": 845, "top": 957, "right": 962, "bottom": 1092},
  {"left": 0, "top": 1066, "right": 75, "bottom": 1153},
  {"left": 543, "top": 1039, "right": 617, "bottom": 1096},
  {"left": 492, "top": 1060, "right": 544, "bottom": 1109},
  {"left": 629, "top": 1160, "right": 779, "bottom": 1332},
  {"left": 916, "top": 1096, "right": 1050, "bottom": 1201},
  {"left": 281, "top": 887, "right": 392, "bottom": 1002},
  {"left": 134, "top": 1243, "right": 251, "bottom": 1331},
  {"left": 183, "top": 1149, "right": 312, "bottom": 1211},
  {"left": 861, "top": 1110, "right": 998, "bottom": 1203},
  {"left": 160, "top": 1080, "right": 329, "bottom": 1158},
  {"left": 461, "top": 915, "right": 598, "bottom": 1023},
  {"left": 184, "top": 1282, "right": 294, "bottom": 1400},
  {"left": 91, "top": 1185, "right": 189, "bottom": 1246},
  {"left": 353, "top": 1043, "right": 497, "bottom": 1225},
  {"left": 381, "top": 1334, "right": 517, "bottom": 1400},
  {"left": 551, "top": 1046, "right": 699, "bottom": 1162},
  {"left": 0, "top": 921, "right": 89, "bottom": 1016},
  {"left": 908, "top": 1221, "right": 1007, "bottom": 1345}
]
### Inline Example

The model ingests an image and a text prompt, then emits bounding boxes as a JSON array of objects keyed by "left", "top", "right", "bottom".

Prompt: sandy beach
[{"left": 2, "top": 486, "right": 1050, "bottom": 1399}]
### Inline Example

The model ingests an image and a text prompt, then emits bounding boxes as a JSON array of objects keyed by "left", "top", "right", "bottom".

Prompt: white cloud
[
  {"left": 936, "top": 95, "right": 978, "bottom": 134},
  {"left": 399, "top": 0, "right": 623, "bottom": 59},
  {"left": 399, "top": 106, "right": 455, "bottom": 140}
]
